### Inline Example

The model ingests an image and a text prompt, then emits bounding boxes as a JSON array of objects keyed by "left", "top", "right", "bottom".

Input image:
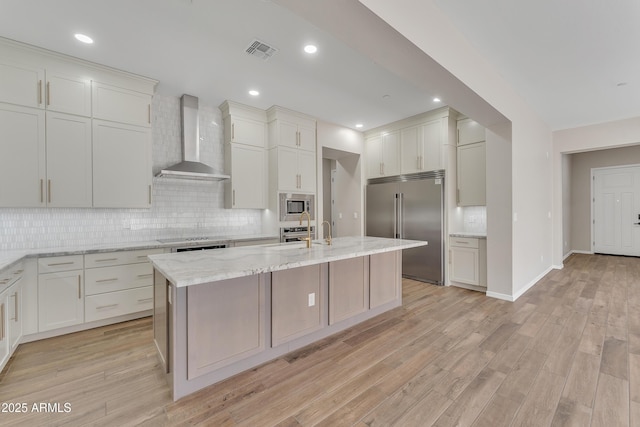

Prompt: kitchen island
[{"left": 148, "top": 236, "right": 428, "bottom": 400}]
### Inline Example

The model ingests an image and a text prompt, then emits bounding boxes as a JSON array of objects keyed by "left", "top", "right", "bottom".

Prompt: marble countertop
[
  {"left": 149, "top": 236, "right": 428, "bottom": 288},
  {"left": 0, "top": 233, "right": 279, "bottom": 272},
  {"left": 449, "top": 232, "right": 487, "bottom": 239}
]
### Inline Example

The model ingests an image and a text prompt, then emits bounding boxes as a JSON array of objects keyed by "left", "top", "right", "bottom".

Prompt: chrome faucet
[
  {"left": 321, "top": 220, "right": 332, "bottom": 245},
  {"left": 299, "top": 210, "right": 312, "bottom": 248}
]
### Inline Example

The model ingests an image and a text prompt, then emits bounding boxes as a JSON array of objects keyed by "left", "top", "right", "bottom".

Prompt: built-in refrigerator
[{"left": 365, "top": 170, "right": 444, "bottom": 285}]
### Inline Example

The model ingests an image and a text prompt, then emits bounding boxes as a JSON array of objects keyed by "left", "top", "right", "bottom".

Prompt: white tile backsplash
[
  {"left": 0, "top": 94, "right": 262, "bottom": 251},
  {"left": 462, "top": 206, "right": 487, "bottom": 234}
]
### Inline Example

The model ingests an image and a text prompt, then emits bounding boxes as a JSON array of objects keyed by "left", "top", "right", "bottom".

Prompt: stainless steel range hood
[{"left": 156, "top": 94, "right": 230, "bottom": 181}]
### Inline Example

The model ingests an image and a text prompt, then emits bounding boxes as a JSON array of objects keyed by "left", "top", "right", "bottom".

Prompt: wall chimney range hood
[{"left": 156, "top": 94, "right": 230, "bottom": 181}]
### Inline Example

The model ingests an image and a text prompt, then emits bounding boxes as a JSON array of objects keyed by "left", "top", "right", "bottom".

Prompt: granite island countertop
[{"left": 149, "top": 236, "right": 428, "bottom": 288}]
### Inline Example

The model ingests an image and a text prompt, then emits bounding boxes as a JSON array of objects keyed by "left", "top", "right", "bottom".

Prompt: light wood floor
[{"left": 1, "top": 253, "right": 639, "bottom": 426}]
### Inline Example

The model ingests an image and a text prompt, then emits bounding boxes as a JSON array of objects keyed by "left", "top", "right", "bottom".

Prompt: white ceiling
[
  {"left": 433, "top": 0, "right": 640, "bottom": 130},
  {"left": 0, "top": 0, "right": 637, "bottom": 131}
]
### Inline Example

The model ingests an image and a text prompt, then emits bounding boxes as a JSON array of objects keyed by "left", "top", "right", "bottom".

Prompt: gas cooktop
[{"left": 157, "top": 236, "right": 218, "bottom": 244}]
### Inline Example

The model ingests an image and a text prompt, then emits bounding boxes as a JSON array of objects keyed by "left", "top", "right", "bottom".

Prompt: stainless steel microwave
[{"left": 279, "top": 193, "right": 315, "bottom": 221}]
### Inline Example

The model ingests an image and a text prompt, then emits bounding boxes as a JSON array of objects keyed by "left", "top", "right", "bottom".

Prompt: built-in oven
[
  {"left": 280, "top": 226, "right": 316, "bottom": 243},
  {"left": 279, "top": 193, "right": 315, "bottom": 222}
]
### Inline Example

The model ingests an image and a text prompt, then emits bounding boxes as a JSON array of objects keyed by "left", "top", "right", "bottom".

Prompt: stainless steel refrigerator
[{"left": 365, "top": 170, "right": 444, "bottom": 285}]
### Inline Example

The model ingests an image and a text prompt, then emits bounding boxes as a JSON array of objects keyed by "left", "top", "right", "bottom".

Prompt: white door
[{"left": 593, "top": 165, "right": 640, "bottom": 256}]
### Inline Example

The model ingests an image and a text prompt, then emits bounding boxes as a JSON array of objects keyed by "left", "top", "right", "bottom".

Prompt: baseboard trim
[
  {"left": 485, "top": 291, "right": 515, "bottom": 302},
  {"left": 487, "top": 265, "right": 554, "bottom": 302}
]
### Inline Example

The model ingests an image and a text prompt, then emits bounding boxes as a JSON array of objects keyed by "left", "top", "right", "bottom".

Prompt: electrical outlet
[{"left": 308, "top": 293, "right": 315, "bottom": 307}]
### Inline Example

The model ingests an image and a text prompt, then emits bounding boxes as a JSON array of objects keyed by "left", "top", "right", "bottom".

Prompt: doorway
[{"left": 592, "top": 164, "right": 640, "bottom": 256}]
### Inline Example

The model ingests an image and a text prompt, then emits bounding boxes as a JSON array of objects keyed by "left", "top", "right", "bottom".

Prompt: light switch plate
[{"left": 308, "top": 292, "right": 315, "bottom": 307}]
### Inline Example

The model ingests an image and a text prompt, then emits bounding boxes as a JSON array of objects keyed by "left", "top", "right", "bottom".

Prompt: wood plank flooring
[{"left": 0, "top": 253, "right": 638, "bottom": 426}]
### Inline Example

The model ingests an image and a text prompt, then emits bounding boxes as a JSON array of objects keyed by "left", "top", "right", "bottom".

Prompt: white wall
[
  {"left": 567, "top": 145, "right": 640, "bottom": 253},
  {"left": 358, "top": 0, "right": 553, "bottom": 300},
  {"left": 316, "top": 121, "right": 365, "bottom": 236},
  {"left": 552, "top": 116, "right": 640, "bottom": 265}
]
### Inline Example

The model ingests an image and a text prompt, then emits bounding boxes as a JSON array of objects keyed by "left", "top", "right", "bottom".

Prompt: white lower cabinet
[
  {"left": 38, "top": 269, "right": 84, "bottom": 332},
  {"left": 84, "top": 248, "right": 160, "bottom": 323},
  {"left": 8, "top": 276, "right": 23, "bottom": 352},
  {"left": 36, "top": 249, "right": 160, "bottom": 335},
  {"left": 449, "top": 236, "right": 487, "bottom": 288},
  {"left": 85, "top": 286, "right": 152, "bottom": 323},
  {"left": 0, "top": 288, "right": 10, "bottom": 369}
]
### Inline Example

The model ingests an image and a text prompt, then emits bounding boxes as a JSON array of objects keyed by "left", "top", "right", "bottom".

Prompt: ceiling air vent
[{"left": 245, "top": 39, "right": 278, "bottom": 60}]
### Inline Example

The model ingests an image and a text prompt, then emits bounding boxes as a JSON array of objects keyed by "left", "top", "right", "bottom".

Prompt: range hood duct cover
[{"left": 156, "top": 94, "right": 230, "bottom": 181}]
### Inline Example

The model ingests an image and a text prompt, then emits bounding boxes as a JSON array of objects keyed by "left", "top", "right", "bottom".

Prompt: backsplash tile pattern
[
  {"left": 462, "top": 206, "right": 487, "bottom": 234},
  {"left": 0, "top": 94, "right": 262, "bottom": 251}
]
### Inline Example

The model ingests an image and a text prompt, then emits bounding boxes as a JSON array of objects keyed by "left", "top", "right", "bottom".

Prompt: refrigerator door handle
[
  {"left": 393, "top": 194, "right": 398, "bottom": 238},
  {"left": 397, "top": 193, "right": 404, "bottom": 239}
]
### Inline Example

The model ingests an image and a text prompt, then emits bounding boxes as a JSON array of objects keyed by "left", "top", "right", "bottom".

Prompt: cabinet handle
[
  {"left": 148, "top": 104, "right": 151, "bottom": 124},
  {"left": 297, "top": 131, "right": 300, "bottom": 146},
  {"left": 95, "top": 278, "right": 118, "bottom": 283},
  {"left": 11, "top": 292, "right": 18, "bottom": 322},
  {"left": 38, "top": 80, "right": 42, "bottom": 105},
  {"left": 137, "top": 255, "right": 149, "bottom": 259},
  {"left": 0, "top": 303, "right": 4, "bottom": 341},
  {"left": 78, "top": 275, "right": 82, "bottom": 299},
  {"left": 137, "top": 274, "right": 153, "bottom": 279},
  {"left": 148, "top": 185, "right": 152, "bottom": 205},
  {"left": 417, "top": 156, "right": 420, "bottom": 170},
  {"left": 231, "top": 123, "right": 235, "bottom": 140},
  {"left": 454, "top": 240, "right": 469, "bottom": 244},
  {"left": 47, "top": 261, "right": 75, "bottom": 267},
  {"left": 137, "top": 298, "right": 153, "bottom": 303},
  {"left": 46, "top": 81, "right": 50, "bottom": 106},
  {"left": 40, "top": 179, "right": 44, "bottom": 203},
  {"left": 48, "top": 179, "right": 51, "bottom": 203},
  {"left": 95, "top": 258, "right": 118, "bottom": 262},
  {"left": 96, "top": 303, "right": 118, "bottom": 310},
  {"left": 456, "top": 188, "right": 460, "bottom": 204},
  {"left": 420, "top": 155, "right": 423, "bottom": 170},
  {"left": 232, "top": 189, "right": 236, "bottom": 206}
]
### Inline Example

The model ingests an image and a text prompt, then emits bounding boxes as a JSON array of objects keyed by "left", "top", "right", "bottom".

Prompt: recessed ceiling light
[
  {"left": 617, "top": 82, "right": 628, "bottom": 87},
  {"left": 382, "top": 94, "right": 391, "bottom": 99},
  {"left": 74, "top": 33, "right": 94, "bottom": 44},
  {"left": 433, "top": 97, "right": 441, "bottom": 103},
  {"left": 355, "top": 124, "right": 363, "bottom": 128},
  {"left": 248, "top": 90, "right": 260, "bottom": 96},
  {"left": 304, "top": 44, "right": 318, "bottom": 54}
]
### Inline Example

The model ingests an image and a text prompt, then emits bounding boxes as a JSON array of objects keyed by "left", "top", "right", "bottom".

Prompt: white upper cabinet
[
  {"left": 92, "top": 82, "right": 151, "bottom": 127},
  {"left": 0, "top": 61, "right": 91, "bottom": 116},
  {"left": 45, "top": 112, "right": 92, "bottom": 207},
  {"left": 45, "top": 70, "right": 92, "bottom": 117},
  {"left": 457, "top": 118, "right": 485, "bottom": 146},
  {"left": 0, "top": 104, "right": 46, "bottom": 207},
  {"left": 457, "top": 142, "right": 486, "bottom": 206},
  {"left": 92, "top": 120, "right": 152, "bottom": 208},
  {"left": 272, "top": 147, "right": 316, "bottom": 193},
  {"left": 401, "top": 120, "right": 442, "bottom": 174},
  {"left": 220, "top": 100, "right": 267, "bottom": 148},
  {"left": 366, "top": 131, "right": 400, "bottom": 179},
  {"left": 267, "top": 106, "right": 316, "bottom": 152},
  {"left": 220, "top": 101, "right": 268, "bottom": 209},
  {"left": 224, "top": 143, "right": 267, "bottom": 209},
  {"left": 0, "top": 61, "right": 44, "bottom": 108},
  {"left": 0, "top": 38, "right": 157, "bottom": 208}
]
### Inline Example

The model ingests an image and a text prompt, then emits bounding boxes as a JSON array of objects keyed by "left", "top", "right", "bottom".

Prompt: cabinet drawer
[
  {"left": 85, "top": 263, "right": 153, "bottom": 295},
  {"left": 449, "top": 237, "right": 479, "bottom": 249},
  {"left": 85, "top": 248, "right": 163, "bottom": 268},
  {"left": 38, "top": 255, "right": 83, "bottom": 273},
  {"left": 85, "top": 286, "right": 153, "bottom": 322}
]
